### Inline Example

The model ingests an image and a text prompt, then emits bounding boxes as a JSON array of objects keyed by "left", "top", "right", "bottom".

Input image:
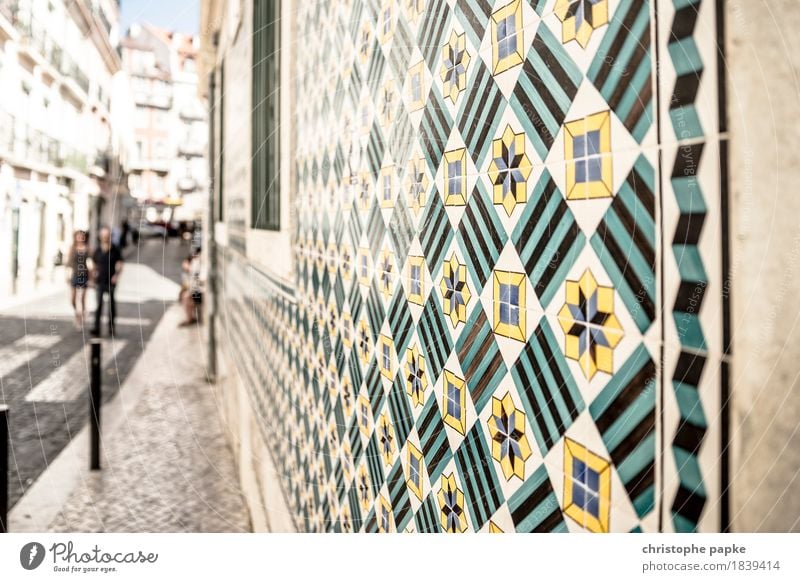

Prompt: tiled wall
[{"left": 220, "top": 0, "right": 729, "bottom": 532}]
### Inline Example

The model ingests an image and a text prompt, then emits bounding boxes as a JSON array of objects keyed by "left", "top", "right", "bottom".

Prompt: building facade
[
  {"left": 200, "top": 0, "right": 797, "bottom": 532},
  {"left": 0, "top": 0, "right": 131, "bottom": 296},
  {"left": 121, "top": 23, "right": 207, "bottom": 224}
]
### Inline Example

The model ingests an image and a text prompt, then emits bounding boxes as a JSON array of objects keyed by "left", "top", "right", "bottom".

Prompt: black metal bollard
[
  {"left": 89, "top": 339, "right": 102, "bottom": 471},
  {"left": 1, "top": 404, "right": 8, "bottom": 533}
]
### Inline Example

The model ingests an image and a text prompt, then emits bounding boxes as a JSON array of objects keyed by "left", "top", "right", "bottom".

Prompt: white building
[
  {"left": 0, "top": 0, "right": 132, "bottom": 296},
  {"left": 121, "top": 23, "right": 207, "bottom": 226}
]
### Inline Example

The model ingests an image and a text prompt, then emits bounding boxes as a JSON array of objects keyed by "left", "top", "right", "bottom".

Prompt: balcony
[
  {"left": 0, "top": 110, "right": 88, "bottom": 173},
  {"left": 7, "top": 6, "right": 90, "bottom": 96},
  {"left": 177, "top": 141, "right": 205, "bottom": 158},
  {"left": 177, "top": 177, "right": 198, "bottom": 192},
  {"left": 133, "top": 91, "right": 173, "bottom": 110},
  {"left": 60, "top": 53, "right": 91, "bottom": 94},
  {"left": 179, "top": 106, "right": 206, "bottom": 122}
]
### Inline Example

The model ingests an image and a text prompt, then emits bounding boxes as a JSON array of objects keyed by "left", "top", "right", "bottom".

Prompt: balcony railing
[
  {"left": 0, "top": 110, "right": 88, "bottom": 173},
  {"left": 178, "top": 141, "right": 205, "bottom": 157},
  {"left": 179, "top": 107, "right": 206, "bottom": 122},
  {"left": 8, "top": 5, "right": 91, "bottom": 96},
  {"left": 133, "top": 92, "right": 172, "bottom": 110},
  {"left": 60, "top": 53, "right": 90, "bottom": 94}
]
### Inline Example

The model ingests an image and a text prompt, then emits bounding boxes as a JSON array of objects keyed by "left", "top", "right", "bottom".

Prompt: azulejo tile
[
  {"left": 454, "top": 176, "right": 509, "bottom": 296},
  {"left": 486, "top": 390, "right": 535, "bottom": 480},
  {"left": 506, "top": 462, "right": 568, "bottom": 532},
  {"left": 556, "top": 268, "right": 625, "bottom": 381},
  {"left": 219, "top": 0, "right": 729, "bottom": 532},
  {"left": 440, "top": 29, "right": 473, "bottom": 106},
  {"left": 562, "top": 436, "right": 613, "bottom": 532},
  {"left": 455, "top": 53, "right": 508, "bottom": 168},
  {"left": 487, "top": 123, "right": 535, "bottom": 216},
  {"left": 509, "top": 166, "right": 586, "bottom": 312},
  {"left": 554, "top": 0, "right": 610, "bottom": 49},
  {"left": 509, "top": 313, "right": 586, "bottom": 456},
  {"left": 660, "top": 343, "right": 725, "bottom": 533},
  {"left": 587, "top": 343, "right": 658, "bottom": 522},
  {"left": 437, "top": 470, "right": 470, "bottom": 532}
]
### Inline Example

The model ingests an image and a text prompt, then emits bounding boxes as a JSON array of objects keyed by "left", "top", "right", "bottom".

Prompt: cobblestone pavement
[
  {"left": 48, "top": 307, "right": 249, "bottom": 533},
  {"left": 0, "top": 237, "right": 190, "bottom": 507}
]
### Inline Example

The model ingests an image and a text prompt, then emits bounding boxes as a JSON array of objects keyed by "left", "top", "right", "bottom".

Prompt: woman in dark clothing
[{"left": 67, "top": 230, "right": 92, "bottom": 328}]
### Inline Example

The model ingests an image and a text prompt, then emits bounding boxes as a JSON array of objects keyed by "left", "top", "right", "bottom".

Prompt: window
[{"left": 252, "top": 0, "right": 281, "bottom": 230}]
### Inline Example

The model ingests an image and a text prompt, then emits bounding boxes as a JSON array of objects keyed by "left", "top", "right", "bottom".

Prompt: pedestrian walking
[
  {"left": 92, "top": 226, "right": 124, "bottom": 337},
  {"left": 120, "top": 218, "right": 130, "bottom": 251},
  {"left": 66, "top": 230, "right": 92, "bottom": 329},
  {"left": 178, "top": 249, "right": 203, "bottom": 326}
]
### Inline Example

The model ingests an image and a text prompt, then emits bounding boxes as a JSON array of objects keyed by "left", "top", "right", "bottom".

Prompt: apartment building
[
  {"left": 121, "top": 23, "right": 206, "bottom": 225},
  {"left": 0, "top": 0, "right": 132, "bottom": 296}
]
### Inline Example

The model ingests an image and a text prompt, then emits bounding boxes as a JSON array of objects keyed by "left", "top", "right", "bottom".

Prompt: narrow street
[{"left": 0, "top": 236, "right": 188, "bottom": 509}]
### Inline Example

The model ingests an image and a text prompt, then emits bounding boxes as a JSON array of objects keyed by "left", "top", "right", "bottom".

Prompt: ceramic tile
[{"left": 218, "top": 0, "right": 728, "bottom": 532}]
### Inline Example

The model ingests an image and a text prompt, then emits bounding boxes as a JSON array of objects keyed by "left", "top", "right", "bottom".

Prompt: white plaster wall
[{"left": 727, "top": 0, "right": 800, "bottom": 532}]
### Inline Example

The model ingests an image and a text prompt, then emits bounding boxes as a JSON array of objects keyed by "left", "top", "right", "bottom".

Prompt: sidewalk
[{"left": 9, "top": 305, "right": 251, "bottom": 533}]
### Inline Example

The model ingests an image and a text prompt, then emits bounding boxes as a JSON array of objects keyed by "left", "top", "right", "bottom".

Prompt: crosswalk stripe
[
  {"left": 22, "top": 316, "right": 154, "bottom": 327},
  {"left": 21, "top": 335, "right": 62, "bottom": 349},
  {"left": 25, "top": 340, "right": 127, "bottom": 403},
  {"left": 113, "top": 317, "right": 153, "bottom": 326},
  {"left": 0, "top": 335, "right": 61, "bottom": 378}
]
